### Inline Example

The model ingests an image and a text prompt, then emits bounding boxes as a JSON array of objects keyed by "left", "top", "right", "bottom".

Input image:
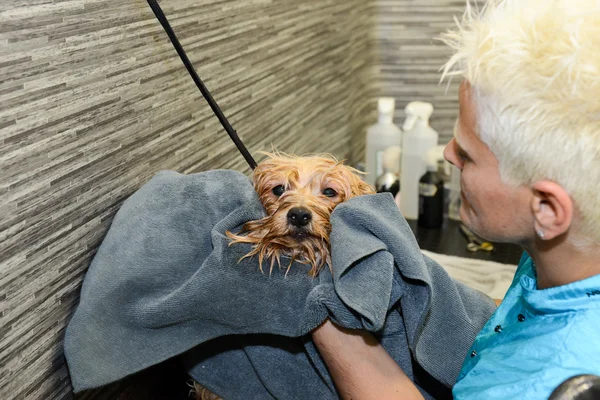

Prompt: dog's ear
[
  {"left": 251, "top": 160, "right": 270, "bottom": 193},
  {"left": 340, "top": 166, "right": 375, "bottom": 197},
  {"left": 350, "top": 176, "right": 376, "bottom": 197},
  {"left": 252, "top": 157, "right": 286, "bottom": 201}
]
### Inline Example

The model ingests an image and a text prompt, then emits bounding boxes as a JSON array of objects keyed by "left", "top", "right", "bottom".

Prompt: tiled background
[{"left": 1, "top": 0, "right": 468, "bottom": 398}]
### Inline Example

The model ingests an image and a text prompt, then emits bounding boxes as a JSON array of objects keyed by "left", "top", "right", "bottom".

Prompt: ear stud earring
[{"left": 537, "top": 230, "right": 545, "bottom": 239}]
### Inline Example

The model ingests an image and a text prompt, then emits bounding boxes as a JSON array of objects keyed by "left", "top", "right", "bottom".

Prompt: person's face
[{"left": 444, "top": 81, "right": 533, "bottom": 242}]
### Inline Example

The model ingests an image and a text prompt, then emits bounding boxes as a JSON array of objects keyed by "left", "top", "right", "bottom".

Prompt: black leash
[{"left": 146, "top": 0, "right": 258, "bottom": 170}]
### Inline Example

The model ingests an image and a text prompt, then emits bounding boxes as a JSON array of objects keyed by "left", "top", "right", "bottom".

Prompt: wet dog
[{"left": 226, "top": 152, "right": 374, "bottom": 276}]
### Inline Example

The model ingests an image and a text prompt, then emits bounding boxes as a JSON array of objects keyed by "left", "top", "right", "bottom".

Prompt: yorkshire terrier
[
  {"left": 226, "top": 152, "right": 374, "bottom": 277},
  {"left": 193, "top": 153, "right": 374, "bottom": 400}
]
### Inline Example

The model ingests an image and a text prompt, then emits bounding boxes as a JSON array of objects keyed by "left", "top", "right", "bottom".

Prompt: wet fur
[{"left": 226, "top": 152, "right": 374, "bottom": 277}]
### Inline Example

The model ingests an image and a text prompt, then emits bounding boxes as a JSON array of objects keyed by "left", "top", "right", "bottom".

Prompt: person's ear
[{"left": 531, "top": 181, "right": 573, "bottom": 241}]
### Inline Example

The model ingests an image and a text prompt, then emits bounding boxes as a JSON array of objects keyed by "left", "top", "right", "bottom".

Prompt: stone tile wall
[{"left": 0, "top": 1, "right": 378, "bottom": 398}]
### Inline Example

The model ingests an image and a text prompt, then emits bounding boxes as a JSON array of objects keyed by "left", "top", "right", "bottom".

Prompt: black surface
[{"left": 407, "top": 218, "right": 523, "bottom": 266}]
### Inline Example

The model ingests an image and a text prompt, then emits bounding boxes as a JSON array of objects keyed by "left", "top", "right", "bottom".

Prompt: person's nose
[{"left": 444, "top": 138, "right": 462, "bottom": 170}]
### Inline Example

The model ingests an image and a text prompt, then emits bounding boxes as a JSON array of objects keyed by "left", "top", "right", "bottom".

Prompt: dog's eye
[
  {"left": 322, "top": 188, "right": 338, "bottom": 198},
  {"left": 272, "top": 185, "right": 285, "bottom": 196}
]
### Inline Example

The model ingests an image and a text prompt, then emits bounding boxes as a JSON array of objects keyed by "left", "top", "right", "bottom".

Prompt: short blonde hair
[{"left": 440, "top": 0, "right": 600, "bottom": 242}]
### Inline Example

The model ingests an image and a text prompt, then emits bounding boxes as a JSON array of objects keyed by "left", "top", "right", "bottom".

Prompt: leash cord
[{"left": 146, "top": 0, "right": 258, "bottom": 170}]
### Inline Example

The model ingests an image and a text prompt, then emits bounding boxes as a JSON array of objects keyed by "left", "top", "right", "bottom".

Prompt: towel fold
[{"left": 64, "top": 170, "right": 496, "bottom": 398}]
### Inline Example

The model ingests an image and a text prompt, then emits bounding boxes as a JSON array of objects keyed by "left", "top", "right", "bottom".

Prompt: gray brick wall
[{"left": 0, "top": 0, "right": 378, "bottom": 398}]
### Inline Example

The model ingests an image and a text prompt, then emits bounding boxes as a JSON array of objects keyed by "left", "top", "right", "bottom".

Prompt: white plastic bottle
[
  {"left": 365, "top": 98, "right": 403, "bottom": 186},
  {"left": 400, "top": 101, "right": 439, "bottom": 219}
]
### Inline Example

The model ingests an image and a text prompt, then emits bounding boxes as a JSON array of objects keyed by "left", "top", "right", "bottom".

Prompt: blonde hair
[{"left": 440, "top": 0, "right": 600, "bottom": 242}]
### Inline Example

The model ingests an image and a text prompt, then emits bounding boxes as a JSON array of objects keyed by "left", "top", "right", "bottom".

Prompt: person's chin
[
  {"left": 459, "top": 206, "right": 484, "bottom": 237},
  {"left": 460, "top": 213, "right": 498, "bottom": 242},
  {"left": 459, "top": 203, "right": 471, "bottom": 225}
]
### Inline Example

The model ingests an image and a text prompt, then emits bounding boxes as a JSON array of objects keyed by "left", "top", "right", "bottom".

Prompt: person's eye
[
  {"left": 322, "top": 188, "right": 338, "bottom": 197},
  {"left": 272, "top": 185, "right": 285, "bottom": 196}
]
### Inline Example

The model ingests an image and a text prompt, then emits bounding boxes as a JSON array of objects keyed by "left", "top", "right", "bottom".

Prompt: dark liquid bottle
[{"left": 418, "top": 167, "right": 444, "bottom": 228}]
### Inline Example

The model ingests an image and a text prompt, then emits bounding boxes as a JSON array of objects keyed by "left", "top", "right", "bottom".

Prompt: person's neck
[{"left": 524, "top": 235, "right": 600, "bottom": 290}]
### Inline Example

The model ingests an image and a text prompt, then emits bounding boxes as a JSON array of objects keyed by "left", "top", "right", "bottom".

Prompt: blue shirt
[{"left": 453, "top": 252, "right": 600, "bottom": 399}]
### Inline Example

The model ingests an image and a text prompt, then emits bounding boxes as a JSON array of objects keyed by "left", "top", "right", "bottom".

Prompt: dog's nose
[{"left": 287, "top": 207, "right": 312, "bottom": 227}]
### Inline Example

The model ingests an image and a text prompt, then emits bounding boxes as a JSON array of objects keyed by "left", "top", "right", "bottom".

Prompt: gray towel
[{"left": 63, "top": 169, "right": 496, "bottom": 398}]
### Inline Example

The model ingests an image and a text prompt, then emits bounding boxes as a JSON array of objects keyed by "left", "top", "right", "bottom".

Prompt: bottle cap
[
  {"left": 378, "top": 97, "right": 395, "bottom": 116},
  {"left": 382, "top": 146, "right": 401, "bottom": 173}
]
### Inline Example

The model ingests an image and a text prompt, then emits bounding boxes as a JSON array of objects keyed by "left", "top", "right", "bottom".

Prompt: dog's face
[
  {"left": 227, "top": 153, "right": 374, "bottom": 276},
  {"left": 253, "top": 154, "right": 373, "bottom": 240}
]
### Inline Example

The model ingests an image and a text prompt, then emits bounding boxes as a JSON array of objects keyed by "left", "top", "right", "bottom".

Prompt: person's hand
[{"left": 312, "top": 320, "right": 425, "bottom": 400}]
